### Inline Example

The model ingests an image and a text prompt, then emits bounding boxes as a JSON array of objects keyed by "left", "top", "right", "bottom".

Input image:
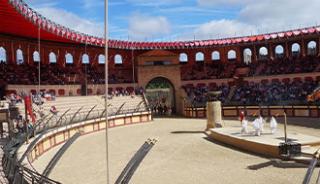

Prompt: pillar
[
  {"left": 269, "top": 44, "right": 275, "bottom": 60},
  {"left": 285, "top": 42, "right": 290, "bottom": 59},
  {"left": 206, "top": 101, "right": 223, "bottom": 130},
  {"left": 301, "top": 39, "right": 306, "bottom": 57}
]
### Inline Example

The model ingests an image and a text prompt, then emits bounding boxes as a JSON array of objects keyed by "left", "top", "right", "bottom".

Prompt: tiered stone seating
[{"left": 15, "top": 95, "right": 148, "bottom": 130}]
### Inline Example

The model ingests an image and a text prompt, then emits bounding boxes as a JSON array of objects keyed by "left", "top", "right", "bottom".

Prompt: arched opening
[
  {"left": 82, "top": 54, "right": 89, "bottom": 64},
  {"left": 49, "top": 52, "right": 57, "bottom": 63},
  {"left": 212, "top": 51, "right": 220, "bottom": 61},
  {"left": 291, "top": 43, "right": 300, "bottom": 57},
  {"left": 98, "top": 54, "right": 105, "bottom": 64},
  {"left": 0, "top": 47, "right": 6, "bottom": 63},
  {"left": 65, "top": 53, "right": 73, "bottom": 64},
  {"left": 275, "top": 45, "right": 284, "bottom": 58},
  {"left": 243, "top": 48, "right": 252, "bottom": 64},
  {"left": 145, "top": 77, "right": 175, "bottom": 115},
  {"left": 114, "top": 54, "right": 123, "bottom": 65},
  {"left": 195, "top": 52, "right": 204, "bottom": 62},
  {"left": 33, "top": 51, "right": 40, "bottom": 62},
  {"left": 16, "top": 49, "right": 24, "bottom": 64},
  {"left": 179, "top": 53, "right": 188, "bottom": 63},
  {"left": 307, "top": 41, "right": 317, "bottom": 56},
  {"left": 259, "top": 47, "right": 268, "bottom": 60},
  {"left": 227, "top": 50, "right": 236, "bottom": 61}
]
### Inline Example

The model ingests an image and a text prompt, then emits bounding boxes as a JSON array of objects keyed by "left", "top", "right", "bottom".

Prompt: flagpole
[
  {"left": 38, "top": 22, "right": 41, "bottom": 95},
  {"left": 104, "top": 0, "right": 110, "bottom": 183}
]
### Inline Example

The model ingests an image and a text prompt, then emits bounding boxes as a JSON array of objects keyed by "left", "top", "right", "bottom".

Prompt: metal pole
[
  {"left": 132, "top": 48, "right": 135, "bottom": 88},
  {"left": 24, "top": 100, "right": 29, "bottom": 144},
  {"left": 85, "top": 43, "right": 88, "bottom": 96},
  {"left": 38, "top": 23, "right": 41, "bottom": 94},
  {"left": 104, "top": 0, "right": 110, "bottom": 183},
  {"left": 284, "top": 112, "right": 287, "bottom": 144}
]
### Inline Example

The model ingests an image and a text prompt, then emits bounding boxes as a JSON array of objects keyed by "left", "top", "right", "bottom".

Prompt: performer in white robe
[
  {"left": 270, "top": 116, "right": 278, "bottom": 134},
  {"left": 241, "top": 119, "right": 248, "bottom": 134},
  {"left": 252, "top": 118, "right": 261, "bottom": 136},
  {"left": 259, "top": 116, "right": 265, "bottom": 134}
]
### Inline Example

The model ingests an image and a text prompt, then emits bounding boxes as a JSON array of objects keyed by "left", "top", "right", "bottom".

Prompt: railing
[
  {"left": 35, "top": 105, "right": 148, "bottom": 135},
  {"left": 184, "top": 105, "right": 320, "bottom": 118},
  {"left": 2, "top": 132, "right": 61, "bottom": 184},
  {"left": 2, "top": 102, "right": 150, "bottom": 184}
]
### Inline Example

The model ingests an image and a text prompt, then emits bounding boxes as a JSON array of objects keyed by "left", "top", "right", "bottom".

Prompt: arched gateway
[
  {"left": 146, "top": 77, "right": 175, "bottom": 115},
  {"left": 137, "top": 50, "right": 183, "bottom": 115}
]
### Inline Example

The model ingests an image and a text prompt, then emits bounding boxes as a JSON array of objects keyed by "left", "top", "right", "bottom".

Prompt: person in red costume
[{"left": 239, "top": 111, "right": 245, "bottom": 125}]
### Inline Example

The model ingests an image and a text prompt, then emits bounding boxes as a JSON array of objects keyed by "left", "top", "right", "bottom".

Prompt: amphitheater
[{"left": 0, "top": 0, "right": 320, "bottom": 183}]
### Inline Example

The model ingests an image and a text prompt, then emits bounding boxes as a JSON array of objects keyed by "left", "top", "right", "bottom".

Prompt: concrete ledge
[
  {"left": 208, "top": 127, "right": 320, "bottom": 158},
  {"left": 17, "top": 112, "right": 152, "bottom": 169}
]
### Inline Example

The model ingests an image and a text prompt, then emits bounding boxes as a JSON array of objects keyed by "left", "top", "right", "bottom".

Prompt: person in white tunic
[
  {"left": 258, "top": 115, "right": 265, "bottom": 134},
  {"left": 270, "top": 116, "right": 278, "bottom": 134},
  {"left": 252, "top": 117, "right": 261, "bottom": 136},
  {"left": 241, "top": 119, "right": 248, "bottom": 134}
]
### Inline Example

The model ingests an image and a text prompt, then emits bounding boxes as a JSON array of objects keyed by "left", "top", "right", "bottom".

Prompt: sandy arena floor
[{"left": 32, "top": 117, "right": 320, "bottom": 184}]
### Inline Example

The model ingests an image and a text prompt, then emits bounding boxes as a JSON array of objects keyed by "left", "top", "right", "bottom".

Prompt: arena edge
[{"left": 17, "top": 111, "right": 152, "bottom": 165}]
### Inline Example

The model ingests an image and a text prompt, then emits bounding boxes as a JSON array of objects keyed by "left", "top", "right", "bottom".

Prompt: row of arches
[
  {"left": 179, "top": 41, "right": 318, "bottom": 63},
  {"left": 1, "top": 40, "right": 318, "bottom": 65},
  {"left": 0, "top": 47, "right": 124, "bottom": 65}
]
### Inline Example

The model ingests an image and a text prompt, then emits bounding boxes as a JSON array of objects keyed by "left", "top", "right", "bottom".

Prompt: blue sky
[{"left": 25, "top": 0, "right": 320, "bottom": 41}]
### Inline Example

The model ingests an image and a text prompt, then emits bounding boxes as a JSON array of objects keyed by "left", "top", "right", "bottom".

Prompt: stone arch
[
  {"left": 259, "top": 47, "right": 268, "bottom": 60},
  {"left": 243, "top": 48, "right": 252, "bottom": 64},
  {"left": 33, "top": 51, "right": 40, "bottom": 62},
  {"left": 114, "top": 54, "right": 123, "bottom": 64},
  {"left": 195, "top": 52, "right": 204, "bottom": 62},
  {"left": 212, "top": 51, "right": 220, "bottom": 61},
  {"left": 65, "top": 53, "right": 73, "bottom": 64},
  {"left": 227, "top": 50, "right": 236, "bottom": 60},
  {"left": 0, "top": 47, "right": 6, "bottom": 62},
  {"left": 49, "top": 52, "right": 57, "bottom": 63},
  {"left": 291, "top": 43, "right": 300, "bottom": 57},
  {"left": 307, "top": 41, "right": 317, "bottom": 56},
  {"left": 275, "top": 45, "right": 284, "bottom": 58},
  {"left": 179, "top": 53, "right": 188, "bottom": 63},
  {"left": 98, "top": 54, "right": 105, "bottom": 64},
  {"left": 16, "top": 49, "right": 24, "bottom": 64},
  {"left": 82, "top": 54, "right": 89, "bottom": 64},
  {"left": 145, "top": 77, "right": 176, "bottom": 114}
]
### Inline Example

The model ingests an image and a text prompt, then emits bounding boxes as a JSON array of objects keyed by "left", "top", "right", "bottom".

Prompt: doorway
[{"left": 146, "top": 77, "right": 175, "bottom": 115}]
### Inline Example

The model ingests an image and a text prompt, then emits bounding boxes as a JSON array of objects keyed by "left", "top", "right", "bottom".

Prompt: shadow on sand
[
  {"left": 171, "top": 131, "right": 204, "bottom": 134},
  {"left": 202, "top": 137, "right": 309, "bottom": 170},
  {"left": 247, "top": 160, "right": 307, "bottom": 170}
]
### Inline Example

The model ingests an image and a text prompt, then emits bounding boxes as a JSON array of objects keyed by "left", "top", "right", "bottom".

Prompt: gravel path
[{"left": 31, "top": 118, "right": 320, "bottom": 184}]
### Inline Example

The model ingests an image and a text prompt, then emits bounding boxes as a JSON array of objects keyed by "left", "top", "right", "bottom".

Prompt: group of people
[
  {"left": 151, "top": 103, "right": 172, "bottom": 115},
  {"left": 184, "top": 84, "right": 230, "bottom": 106},
  {"left": 8, "top": 93, "right": 23, "bottom": 105},
  {"left": 261, "top": 58, "right": 320, "bottom": 76},
  {"left": 233, "top": 80, "right": 319, "bottom": 105},
  {"left": 107, "top": 87, "right": 145, "bottom": 99},
  {"left": 240, "top": 112, "right": 278, "bottom": 136}
]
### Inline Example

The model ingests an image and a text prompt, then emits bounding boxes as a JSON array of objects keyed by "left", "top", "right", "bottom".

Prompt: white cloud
[
  {"left": 82, "top": 0, "right": 104, "bottom": 9},
  {"left": 128, "top": 14, "right": 171, "bottom": 40},
  {"left": 239, "top": 0, "right": 320, "bottom": 32},
  {"left": 36, "top": 7, "right": 104, "bottom": 37},
  {"left": 24, "top": 0, "right": 104, "bottom": 37},
  {"left": 191, "top": 0, "right": 320, "bottom": 40},
  {"left": 194, "top": 19, "right": 257, "bottom": 40},
  {"left": 127, "top": 0, "right": 182, "bottom": 6},
  {"left": 159, "top": 6, "right": 233, "bottom": 15},
  {"left": 197, "top": 0, "right": 253, "bottom": 7}
]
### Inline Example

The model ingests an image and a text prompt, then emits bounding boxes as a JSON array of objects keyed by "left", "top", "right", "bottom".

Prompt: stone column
[{"left": 206, "top": 101, "right": 223, "bottom": 130}]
